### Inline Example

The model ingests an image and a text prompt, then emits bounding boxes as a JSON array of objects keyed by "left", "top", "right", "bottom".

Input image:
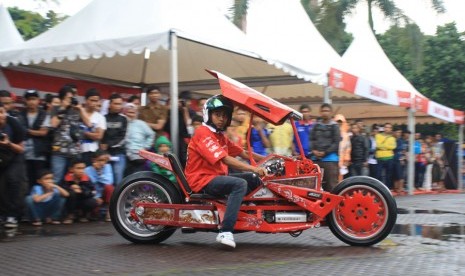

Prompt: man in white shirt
[{"left": 81, "top": 88, "right": 107, "bottom": 166}]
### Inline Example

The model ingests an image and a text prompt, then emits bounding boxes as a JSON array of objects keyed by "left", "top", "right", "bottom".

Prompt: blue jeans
[
  {"left": 202, "top": 173, "right": 261, "bottom": 232},
  {"left": 51, "top": 154, "right": 71, "bottom": 185},
  {"left": 25, "top": 194, "right": 65, "bottom": 221},
  {"left": 111, "top": 154, "right": 127, "bottom": 186},
  {"left": 377, "top": 159, "right": 394, "bottom": 189}
]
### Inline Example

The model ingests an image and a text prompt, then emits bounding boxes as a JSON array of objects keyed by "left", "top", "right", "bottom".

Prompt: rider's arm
[
  {"left": 223, "top": 156, "right": 266, "bottom": 177},
  {"left": 240, "top": 150, "right": 265, "bottom": 163}
]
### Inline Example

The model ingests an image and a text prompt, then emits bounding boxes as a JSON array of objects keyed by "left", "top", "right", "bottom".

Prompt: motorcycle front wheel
[{"left": 327, "top": 176, "right": 397, "bottom": 246}]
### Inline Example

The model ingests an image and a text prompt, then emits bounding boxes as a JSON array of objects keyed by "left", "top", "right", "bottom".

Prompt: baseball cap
[{"left": 23, "top": 89, "right": 39, "bottom": 99}]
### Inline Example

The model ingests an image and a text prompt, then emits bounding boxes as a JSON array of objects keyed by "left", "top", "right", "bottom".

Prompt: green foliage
[
  {"left": 377, "top": 23, "right": 425, "bottom": 80},
  {"left": 230, "top": 0, "right": 249, "bottom": 31},
  {"left": 415, "top": 23, "right": 465, "bottom": 111},
  {"left": 380, "top": 23, "right": 465, "bottom": 134},
  {"left": 415, "top": 123, "right": 458, "bottom": 140},
  {"left": 7, "top": 7, "right": 67, "bottom": 40},
  {"left": 308, "top": 0, "right": 353, "bottom": 55}
]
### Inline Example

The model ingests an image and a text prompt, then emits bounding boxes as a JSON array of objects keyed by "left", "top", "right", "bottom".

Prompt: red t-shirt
[{"left": 185, "top": 125, "right": 243, "bottom": 192}]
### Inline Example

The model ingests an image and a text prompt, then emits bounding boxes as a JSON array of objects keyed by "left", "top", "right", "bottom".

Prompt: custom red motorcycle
[{"left": 110, "top": 70, "right": 397, "bottom": 246}]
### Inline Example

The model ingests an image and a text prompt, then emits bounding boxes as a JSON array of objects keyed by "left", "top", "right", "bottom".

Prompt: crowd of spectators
[{"left": 0, "top": 86, "right": 449, "bottom": 230}]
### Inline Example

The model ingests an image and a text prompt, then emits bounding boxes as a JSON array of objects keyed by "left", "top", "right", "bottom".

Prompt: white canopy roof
[
  {"left": 0, "top": 0, "right": 309, "bottom": 86},
  {"left": 330, "top": 23, "right": 463, "bottom": 124},
  {"left": 0, "top": 4, "right": 24, "bottom": 49},
  {"left": 246, "top": 0, "right": 341, "bottom": 84},
  {"left": 196, "top": 0, "right": 439, "bottom": 125}
]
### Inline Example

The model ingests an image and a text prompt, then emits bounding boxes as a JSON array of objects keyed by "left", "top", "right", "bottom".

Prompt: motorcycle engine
[{"left": 261, "top": 158, "right": 285, "bottom": 176}]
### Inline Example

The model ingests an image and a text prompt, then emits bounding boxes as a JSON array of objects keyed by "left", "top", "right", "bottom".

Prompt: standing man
[
  {"left": 124, "top": 104, "right": 155, "bottom": 176},
  {"left": 50, "top": 86, "right": 91, "bottom": 185},
  {"left": 80, "top": 88, "right": 107, "bottom": 166},
  {"left": 138, "top": 86, "right": 168, "bottom": 135},
  {"left": 292, "top": 104, "right": 313, "bottom": 157},
  {"left": 0, "top": 102, "right": 26, "bottom": 228},
  {"left": 18, "top": 89, "right": 50, "bottom": 189},
  {"left": 349, "top": 123, "right": 369, "bottom": 176},
  {"left": 163, "top": 96, "right": 191, "bottom": 167},
  {"left": 375, "top": 123, "right": 396, "bottom": 189},
  {"left": 393, "top": 127, "right": 407, "bottom": 193},
  {"left": 267, "top": 120, "right": 294, "bottom": 156},
  {"left": 101, "top": 93, "right": 127, "bottom": 186},
  {"left": 310, "top": 103, "right": 340, "bottom": 192},
  {"left": 185, "top": 95, "right": 267, "bottom": 248}
]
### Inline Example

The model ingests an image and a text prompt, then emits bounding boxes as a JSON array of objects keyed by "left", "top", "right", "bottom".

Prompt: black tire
[
  {"left": 110, "top": 172, "right": 182, "bottom": 244},
  {"left": 327, "top": 176, "right": 397, "bottom": 246}
]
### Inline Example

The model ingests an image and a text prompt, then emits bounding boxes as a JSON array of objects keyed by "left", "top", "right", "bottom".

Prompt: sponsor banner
[
  {"left": 353, "top": 77, "right": 399, "bottom": 106},
  {"left": 328, "top": 68, "right": 357, "bottom": 94},
  {"left": 427, "top": 100, "right": 461, "bottom": 124},
  {"left": 0, "top": 68, "right": 139, "bottom": 99},
  {"left": 397, "top": 91, "right": 412, "bottom": 107},
  {"left": 454, "top": 110, "right": 464, "bottom": 124},
  {"left": 414, "top": 95, "right": 429, "bottom": 113}
]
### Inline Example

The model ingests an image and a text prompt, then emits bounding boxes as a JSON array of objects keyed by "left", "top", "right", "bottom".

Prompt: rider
[{"left": 184, "top": 95, "right": 267, "bottom": 248}]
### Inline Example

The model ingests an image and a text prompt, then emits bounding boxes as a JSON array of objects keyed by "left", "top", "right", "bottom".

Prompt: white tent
[
  {"left": 0, "top": 4, "right": 24, "bottom": 49},
  {"left": 329, "top": 22, "right": 464, "bottom": 192},
  {"left": 330, "top": 23, "right": 464, "bottom": 124},
  {"left": 0, "top": 0, "right": 315, "bottom": 153},
  {"left": 0, "top": 0, "right": 309, "bottom": 85},
  {"left": 195, "top": 0, "right": 438, "bottom": 125},
  {"left": 245, "top": 0, "right": 341, "bottom": 85}
]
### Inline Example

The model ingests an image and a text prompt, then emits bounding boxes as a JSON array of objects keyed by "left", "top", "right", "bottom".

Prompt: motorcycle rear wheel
[
  {"left": 327, "top": 176, "right": 397, "bottom": 246},
  {"left": 110, "top": 172, "right": 182, "bottom": 244}
]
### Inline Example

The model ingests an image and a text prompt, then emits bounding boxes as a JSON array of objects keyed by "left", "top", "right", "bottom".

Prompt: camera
[
  {"left": 0, "top": 133, "right": 5, "bottom": 141},
  {"left": 180, "top": 99, "right": 186, "bottom": 107},
  {"left": 71, "top": 96, "right": 79, "bottom": 106}
]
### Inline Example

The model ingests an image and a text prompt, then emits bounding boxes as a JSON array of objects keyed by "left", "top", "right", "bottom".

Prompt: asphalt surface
[{"left": 1, "top": 193, "right": 464, "bottom": 276}]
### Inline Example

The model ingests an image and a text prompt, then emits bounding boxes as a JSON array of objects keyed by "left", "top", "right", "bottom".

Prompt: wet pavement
[{"left": 1, "top": 193, "right": 465, "bottom": 276}]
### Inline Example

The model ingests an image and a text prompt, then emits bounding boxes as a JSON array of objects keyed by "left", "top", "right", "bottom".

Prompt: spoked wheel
[
  {"left": 110, "top": 172, "right": 182, "bottom": 244},
  {"left": 327, "top": 176, "right": 397, "bottom": 246}
]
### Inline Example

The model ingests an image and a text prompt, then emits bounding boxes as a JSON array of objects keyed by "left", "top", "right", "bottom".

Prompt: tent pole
[
  {"left": 323, "top": 85, "right": 332, "bottom": 104},
  {"left": 458, "top": 124, "right": 464, "bottom": 191},
  {"left": 407, "top": 107, "right": 415, "bottom": 195},
  {"left": 169, "top": 31, "right": 179, "bottom": 156}
]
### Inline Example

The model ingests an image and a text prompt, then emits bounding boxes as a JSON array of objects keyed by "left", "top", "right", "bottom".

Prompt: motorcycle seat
[{"left": 165, "top": 153, "right": 223, "bottom": 200}]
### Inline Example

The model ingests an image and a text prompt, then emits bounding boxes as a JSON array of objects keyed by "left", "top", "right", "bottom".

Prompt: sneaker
[
  {"left": 216, "top": 232, "right": 236, "bottom": 248},
  {"left": 4, "top": 217, "right": 18, "bottom": 228}
]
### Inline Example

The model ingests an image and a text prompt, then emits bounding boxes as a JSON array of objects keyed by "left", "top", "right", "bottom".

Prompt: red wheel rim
[{"left": 332, "top": 185, "right": 389, "bottom": 240}]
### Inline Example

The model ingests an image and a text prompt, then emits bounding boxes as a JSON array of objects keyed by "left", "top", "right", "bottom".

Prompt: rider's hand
[{"left": 253, "top": 167, "right": 268, "bottom": 177}]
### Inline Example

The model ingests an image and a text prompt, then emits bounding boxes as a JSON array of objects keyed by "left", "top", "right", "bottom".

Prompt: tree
[
  {"left": 303, "top": 0, "right": 352, "bottom": 55},
  {"left": 8, "top": 7, "right": 67, "bottom": 40},
  {"left": 377, "top": 23, "right": 425, "bottom": 80},
  {"left": 230, "top": 0, "right": 249, "bottom": 31},
  {"left": 340, "top": 0, "right": 445, "bottom": 33},
  {"left": 414, "top": 23, "right": 465, "bottom": 111}
]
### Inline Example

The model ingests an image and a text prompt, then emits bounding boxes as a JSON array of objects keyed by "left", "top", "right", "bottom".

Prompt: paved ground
[{"left": 1, "top": 193, "right": 464, "bottom": 276}]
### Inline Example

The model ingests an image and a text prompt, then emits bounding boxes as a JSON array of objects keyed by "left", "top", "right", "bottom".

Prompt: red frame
[{"left": 135, "top": 70, "right": 344, "bottom": 233}]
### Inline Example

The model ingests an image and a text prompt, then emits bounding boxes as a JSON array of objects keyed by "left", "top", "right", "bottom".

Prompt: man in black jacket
[
  {"left": 310, "top": 103, "right": 340, "bottom": 192},
  {"left": 18, "top": 89, "right": 51, "bottom": 189},
  {"left": 0, "top": 101, "right": 26, "bottom": 228},
  {"left": 349, "top": 123, "right": 369, "bottom": 176},
  {"left": 101, "top": 93, "right": 127, "bottom": 186}
]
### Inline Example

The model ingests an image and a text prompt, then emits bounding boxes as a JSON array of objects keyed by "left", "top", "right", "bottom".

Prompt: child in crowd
[
  {"left": 149, "top": 136, "right": 176, "bottom": 183},
  {"left": 85, "top": 150, "right": 115, "bottom": 221},
  {"left": 62, "top": 159, "right": 99, "bottom": 224},
  {"left": 25, "top": 170, "right": 69, "bottom": 226}
]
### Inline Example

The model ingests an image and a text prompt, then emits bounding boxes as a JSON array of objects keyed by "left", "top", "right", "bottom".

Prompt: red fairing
[{"left": 206, "top": 69, "right": 302, "bottom": 125}]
